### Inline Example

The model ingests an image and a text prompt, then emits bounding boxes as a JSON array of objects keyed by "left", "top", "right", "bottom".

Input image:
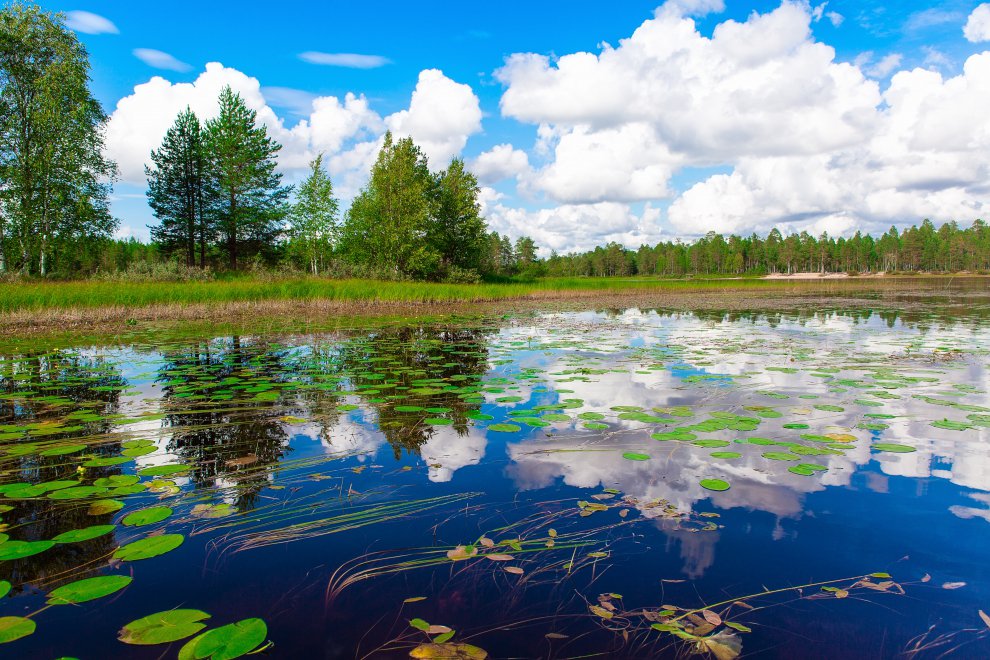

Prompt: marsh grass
[{"left": 0, "top": 274, "right": 913, "bottom": 314}]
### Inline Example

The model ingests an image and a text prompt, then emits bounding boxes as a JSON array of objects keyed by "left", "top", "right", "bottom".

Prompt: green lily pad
[
  {"left": 48, "top": 575, "right": 132, "bottom": 605},
  {"left": 872, "top": 443, "right": 917, "bottom": 453},
  {"left": 178, "top": 618, "right": 267, "bottom": 660},
  {"left": 0, "top": 540, "right": 54, "bottom": 561},
  {"left": 700, "top": 478, "right": 730, "bottom": 492},
  {"left": 113, "top": 534, "right": 184, "bottom": 561},
  {"left": 622, "top": 452, "right": 650, "bottom": 461},
  {"left": 120, "top": 609, "right": 211, "bottom": 645},
  {"left": 487, "top": 423, "right": 521, "bottom": 433},
  {"left": 122, "top": 506, "right": 173, "bottom": 527},
  {"left": 0, "top": 616, "right": 35, "bottom": 644},
  {"left": 53, "top": 525, "right": 116, "bottom": 543}
]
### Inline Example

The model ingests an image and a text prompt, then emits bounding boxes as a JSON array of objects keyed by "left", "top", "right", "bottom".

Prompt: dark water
[{"left": 2, "top": 302, "right": 990, "bottom": 659}]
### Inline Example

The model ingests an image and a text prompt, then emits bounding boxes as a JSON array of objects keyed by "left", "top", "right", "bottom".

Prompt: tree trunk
[{"left": 228, "top": 192, "right": 238, "bottom": 270}]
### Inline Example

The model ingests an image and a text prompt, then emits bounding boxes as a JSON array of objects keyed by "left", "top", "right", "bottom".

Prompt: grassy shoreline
[
  {"left": 3, "top": 273, "right": 982, "bottom": 313},
  {"left": 1, "top": 274, "right": 985, "bottom": 342}
]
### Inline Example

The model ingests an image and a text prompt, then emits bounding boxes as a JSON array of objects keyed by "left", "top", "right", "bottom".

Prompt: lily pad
[
  {"left": 120, "top": 609, "right": 211, "bottom": 645},
  {"left": 122, "top": 506, "right": 173, "bottom": 527},
  {"left": 113, "top": 534, "right": 184, "bottom": 561},
  {"left": 0, "top": 616, "right": 35, "bottom": 644},
  {"left": 872, "top": 443, "right": 917, "bottom": 453},
  {"left": 700, "top": 478, "right": 730, "bottom": 492},
  {"left": 177, "top": 617, "right": 267, "bottom": 660},
  {"left": 53, "top": 525, "right": 116, "bottom": 543},
  {"left": 622, "top": 452, "right": 650, "bottom": 461},
  {"left": 48, "top": 575, "right": 132, "bottom": 605}
]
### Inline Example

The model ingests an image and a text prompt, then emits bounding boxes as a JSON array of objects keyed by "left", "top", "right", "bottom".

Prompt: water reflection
[{"left": 2, "top": 304, "right": 990, "bottom": 658}]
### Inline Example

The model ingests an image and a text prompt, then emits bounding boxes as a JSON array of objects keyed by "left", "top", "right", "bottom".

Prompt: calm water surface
[{"left": 2, "top": 301, "right": 990, "bottom": 659}]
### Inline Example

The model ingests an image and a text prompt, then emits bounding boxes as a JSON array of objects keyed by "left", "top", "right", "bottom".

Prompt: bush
[
  {"left": 443, "top": 266, "right": 481, "bottom": 284},
  {"left": 94, "top": 260, "right": 215, "bottom": 282}
]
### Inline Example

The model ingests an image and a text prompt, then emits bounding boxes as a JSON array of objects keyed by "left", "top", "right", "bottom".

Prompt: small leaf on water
[
  {"left": 409, "top": 643, "right": 488, "bottom": 659},
  {"left": 52, "top": 525, "right": 115, "bottom": 544},
  {"left": 870, "top": 572, "right": 891, "bottom": 579},
  {"left": 700, "top": 479, "right": 730, "bottom": 492},
  {"left": 724, "top": 621, "right": 752, "bottom": 633},
  {"left": 589, "top": 605, "right": 614, "bottom": 620},
  {"left": 942, "top": 582, "right": 966, "bottom": 590},
  {"left": 121, "top": 506, "right": 173, "bottom": 527},
  {"left": 177, "top": 618, "right": 267, "bottom": 660},
  {"left": 433, "top": 631, "right": 455, "bottom": 644},
  {"left": 485, "top": 554, "right": 513, "bottom": 562},
  {"left": 0, "top": 616, "right": 35, "bottom": 644},
  {"left": 702, "top": 609, "right": 722, "bottom": 626},
  {"left": 0, "top": 540, "right": 54, "bottom": 561},
  {"left": 979, "top": 610, "right": 990, "bottom": 630},
  {"left": 48, "top": 575, "right": 132, "bottom": 605},
  {"left": 834, "top": 589, "right": 849, "bottom": 599},
  {"left": 404, "top": 597, "right": 427, "bottom": 604},
  {"left": 622, "top": 452, "right": 650, "bottom": 461},
  {"left": 113, "top": 534, "right": 184, "bottom": 561},
  {"left": 119, "top": 609, "right": 211, "bottom": 645},
  {"left": 427, "top": 625, "right": 452, "bottom": 635},
  {"left": 504, "top": 566, "right": 524, "bottom": 575},
  {"left": 410, "top": 618, "right": 431, "bottom": 632}
]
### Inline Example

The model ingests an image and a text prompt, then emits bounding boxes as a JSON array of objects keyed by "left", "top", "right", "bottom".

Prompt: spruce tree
[
  {"left": 147, "top": 107, "right": 214, "bottom": 267},
  {"left": 428, "top": 158, "right": 486, "bottom": 276}
]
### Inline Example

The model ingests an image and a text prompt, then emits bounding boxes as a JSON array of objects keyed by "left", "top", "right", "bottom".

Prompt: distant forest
[{"left": 1, "top": 4, "right": 987, "bottom": 282}]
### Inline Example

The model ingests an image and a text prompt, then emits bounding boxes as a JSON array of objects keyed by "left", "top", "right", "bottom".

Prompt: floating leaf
[
  {"left": 120, "top": 609, "right": 211, "bottom": 645},
  {"left": 503, "top": 566, "right": 524, "bottom": 575},
  {"left": 872, "top": 443, "right": 916, "bottom": 453},
  {"left": 942, "top": 581, "right": 966, "bottom": 590},
  {"left": 122, "top": 506, "right": 173, "bottom": 527},
  {"left": 700, "top": 479, "right": 730, "bottom": 492},
  {"left": 177, "top": 618, "right": 267, "bottom": 660},
  {"left": 53, "top": 525, "right": 115, "bottom": 543},
  {"left": 622, "top": 452, "right": 650, "bottom": 461},
  {"left": 0, "top": 616, "right": 35, "bottom": 644},
  {"left": 48, "top": 575, "right": 132, "bottom": 605},
  {"left": 113, "top": 534, "right": 184, "bottom": 561},
  {"left": 409, "top": 643, "right": 488, "bottom": 659},
  {"left": 88, "top": 499, "right": 125, "bottom": 515},
  {"left": 138, "top": 464, "right": 189, "bottom": 477},
  {"left": 0, "top": 540, "right": 54, "bottom": 561},
  {"left": 486, "top": 424, "right": 520, "bottom": 433}
]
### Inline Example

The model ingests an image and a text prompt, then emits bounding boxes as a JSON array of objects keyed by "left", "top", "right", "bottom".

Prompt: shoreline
[{"left": 1, "top": 277, "right": 982, "bottom": 342}]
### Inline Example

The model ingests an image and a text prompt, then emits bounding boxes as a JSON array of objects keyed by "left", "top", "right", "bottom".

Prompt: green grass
[{"left": 0, "top": 274, "right": 951, "bottom": 313}]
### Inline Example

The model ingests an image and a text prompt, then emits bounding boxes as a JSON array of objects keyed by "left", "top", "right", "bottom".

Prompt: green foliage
[
  {"left": 0, "top": 2, "right": 117, "bottom": 276},
  {"left": 286, "top": 154, "right": 339, "bottom": 275},
  {"left": 147, "top": 107, "right": 215, "bottom": 268},
  {"left": 205, "top": 86, "right": 291, "bottom": 269}
]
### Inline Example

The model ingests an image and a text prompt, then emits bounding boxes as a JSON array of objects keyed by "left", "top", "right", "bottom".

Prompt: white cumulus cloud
[
  {"left": 385, "top": 69, "right": 483, "bottom": 167},
  {"left": 469, "top": 144, "right": 530, "bottom": 184},
  {"left": 105, "top": 63, "right": 481, "bottom": 200},
  {"left": 65, "top": 10, "right": 118, "bottom": 34},
  {"left": 965, "top": 3, "right": 990, "bottom": 42},
  {"left": 490, "top": 1, "right": 990, "bottom": 244}
]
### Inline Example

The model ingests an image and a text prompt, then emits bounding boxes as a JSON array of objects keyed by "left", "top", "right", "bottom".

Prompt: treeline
[{"left": 544, "top": 221, "right": 990, "bottom": 277}]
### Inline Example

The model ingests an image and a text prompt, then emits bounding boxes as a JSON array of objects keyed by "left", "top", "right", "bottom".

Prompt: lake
[{"left": 2, "top": 287, "right": 990, "bottom": 658}]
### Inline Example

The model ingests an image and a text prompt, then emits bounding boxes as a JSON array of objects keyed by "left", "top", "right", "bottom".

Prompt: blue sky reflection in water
[{"left": 2, "top": 305, "right": 990, "bottom": 658}]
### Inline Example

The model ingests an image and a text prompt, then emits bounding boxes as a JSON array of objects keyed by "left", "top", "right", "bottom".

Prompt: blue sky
[{"left": 45, "top": 1, "right": 990, "bottom": 252}]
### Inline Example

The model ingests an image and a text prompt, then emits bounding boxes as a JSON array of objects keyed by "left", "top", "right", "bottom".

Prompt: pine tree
[
  {"left": 205, "top": 86, "right": 290, "bottom": 269},
  {"left": 147, "top": 107, "right": 214, "bottom": 267},
  {"left": 288, "top": 154, "right": 339, "bottom": 275}
]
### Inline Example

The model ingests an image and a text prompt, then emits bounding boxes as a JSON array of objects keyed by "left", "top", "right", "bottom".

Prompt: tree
[
  {"left": 288, "top": 154, "right": 339, "bottom": 275},
  {"left": 428, "top": 158, "right": 486, "bottom": 276},
  {"left": 341, "top": 131, "right": 435, "bottom": 278},
  {"left": 147, "top": 107, "right": 214, "bottom": 268},
  {"left": 0, "top": 2, "right": 117, "bottom": 275},
  {"left": 205, "top": 86, "right": 289, "bottom": 269}
]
